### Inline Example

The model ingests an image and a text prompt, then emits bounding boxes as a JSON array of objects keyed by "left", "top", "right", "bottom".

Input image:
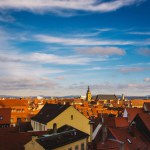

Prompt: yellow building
[
  {"left": 86, "top": 86, "right": 92, "bottom": 102},
  {"left": 31, "top": 103, "right": 93, "bottom": 141},
  {"left": 25, "top": 125, "right": 89, "bottom": 150}
]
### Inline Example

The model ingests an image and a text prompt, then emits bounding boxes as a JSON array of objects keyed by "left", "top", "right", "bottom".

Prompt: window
[
  {"left": 81, "top": 143, "right": 85, "bottom": 150},
  {"left": 17, "top": 118, "right": 21, "bottom": 122},
  {"left": 75, "top": 145, "right": 79, "bottom": 150},
  {"left": 10, "top": 118, "right": 14, "bottom": 122},
  {"left": 71, "top": 115, "right": 73, "bottom": 120}
]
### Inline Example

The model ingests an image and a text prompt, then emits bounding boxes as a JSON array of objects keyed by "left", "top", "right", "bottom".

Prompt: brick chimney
[{"left": 53, "top": 123, "right": 57, "bottom": 134}]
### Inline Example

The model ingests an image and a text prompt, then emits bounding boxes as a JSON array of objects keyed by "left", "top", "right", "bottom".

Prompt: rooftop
[
  {"left": 96, "top": 95, "right": 118, "bottom": 101},
  {"left": 36, "top": 125, "right": 89, "bottom": 149},
  {"left": 31, "top": 103, "right": 70, "bottom": 124}
]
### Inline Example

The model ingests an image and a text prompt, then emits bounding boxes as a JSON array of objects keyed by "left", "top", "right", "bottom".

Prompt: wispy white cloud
[
  {"left": 33, "top": 34, "right": 134, "bottom": 46},
  {"left": 138, "top": 47, "right": 150, "bottom": 56},
  {"left": 73, "top": 31, "right": 101, "bottom": 38},
  {"left": 0, "top": 15, "right": 15, "bottom": 23},
  {"left": 0, "top": 76, "right": 58, "bottom": 91},
  {"left": 119, "top": 67, "right": 150, "bottom": 73},
  {"left": 76, "top": 46, "right": 125, "bottom": 56},
  {"left": 55, "top": 76, "right": 65, "bottom": 80},
  {"left": 96, "top": 28, "right": 113, "bottom": 32},
  {"left": 128, "top": 31, "right": 150, "bottom": 35},
  {"left": 30, "top": 53, "right": 93, "bottom": 65},
  {"left": 144, "top": 78, "right": 150, "bottom": 82},
  {"left": 32, "top": 34, "right": 150, "bottom": 46},
  {"left": 0, "top": 0, "right": 145, "bottom": 16}
]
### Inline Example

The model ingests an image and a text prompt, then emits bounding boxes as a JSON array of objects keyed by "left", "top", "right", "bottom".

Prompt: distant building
[
  {"left": 25, "top": 125, "right": 89, "bottom": 150},
  {"left": 143, "top": 102, "right": 150, "bottom": 114},
  {"left": 80, "top": 95, "right": 86, "bottom": 100},
  {"left": 86, "top": 86, "right": 92, "bottom": 102},
  {"left": 0, "top": 108, "right": 11, "bottom": 128},
  {"left": 95, "top": 94, "right": 118, "bottom": 101},
  {"left": 121, "top": 94, "right": 125, "bottom": 101},
  {"left": 0, "top": 100, "right": 30, "bottom": 126}
]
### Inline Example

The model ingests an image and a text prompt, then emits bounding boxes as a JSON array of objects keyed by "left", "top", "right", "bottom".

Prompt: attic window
[
  {"left": 0, "top": 116, "right": 3, "bottom": 120},
  {"left": 71, "top": 115, "right": 73, "bottom": 120}
]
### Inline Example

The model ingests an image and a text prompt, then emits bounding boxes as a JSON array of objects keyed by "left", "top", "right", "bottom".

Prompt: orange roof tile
[{"left": 0, "top": 100, "right": 26, "bottom": 107}]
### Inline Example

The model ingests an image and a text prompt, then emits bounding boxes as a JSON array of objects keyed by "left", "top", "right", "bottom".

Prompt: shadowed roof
[
  {"left": 96, "top": 95, "right": 118, "bottom": 101},
  {"left": 31, "top": 103, "right": 70, "bottom": 124},
  {"left": 137, "top": 113, "right": 150, "bottom": 132},
  {"left": 0, "top": 131, "right": 49, "bottom": 150},
  {"left": 36, "top": 125, "right": 89, "bottom": 149}
]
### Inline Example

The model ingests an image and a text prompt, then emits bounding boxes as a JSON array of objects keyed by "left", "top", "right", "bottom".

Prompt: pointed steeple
[
  {"left": 88, "top": 86, "right": 90, "bottom": 92},
  {"left": 86, "top": 86, "right": 92, "bottom": 102}
]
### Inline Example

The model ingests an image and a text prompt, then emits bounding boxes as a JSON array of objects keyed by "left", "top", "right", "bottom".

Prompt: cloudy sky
[{"left": 0, "top": 0, "right": 150, "bottom": 96}]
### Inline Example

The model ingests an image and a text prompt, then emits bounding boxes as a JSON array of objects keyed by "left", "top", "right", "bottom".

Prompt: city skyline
[{"left": 0, "top": 0, "right": 150, "bottom": 96}]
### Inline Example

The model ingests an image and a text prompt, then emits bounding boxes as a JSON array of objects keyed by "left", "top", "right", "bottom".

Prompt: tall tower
[
  {"left": 121, "top": 94, "right": 125, "bottom": 101},
  {"left": 86, "top": 86, "right": 92, "bottom": 102}
]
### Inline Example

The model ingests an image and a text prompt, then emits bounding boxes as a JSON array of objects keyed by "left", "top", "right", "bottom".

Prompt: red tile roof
[
  {"left": 0, "top": 131, "right": 49, "bottom": 150},
  {"left": 108, "top": 127, "right": 150, "bottom": 150},
  {"left": 138, "top": 113, "right": 150, "bottom": 132},
  {"left": 97, "top": 140, "right": 120, "bottom": 150},
  {"left": 125, "top": 108, "right": 143, "bottom": 122},
  {"left": 115, "top": 117, "right": 129, "bottom": 128},
  {"left": 0, "top": 100, "right": 26, "bottom": 107}
]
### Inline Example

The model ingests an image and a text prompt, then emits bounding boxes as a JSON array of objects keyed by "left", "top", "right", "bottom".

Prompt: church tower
[{"left": 86, "top": 86, "right": 92, "bottom": 102}]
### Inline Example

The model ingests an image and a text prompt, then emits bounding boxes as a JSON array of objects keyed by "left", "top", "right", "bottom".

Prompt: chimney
[
  {"left": 53, "top": 123, "right": 57, "bottom": 134},
  {"left": 89, "top": 120, "right": 95, "bottom": 142},
  {"left": 102, "top": 125, "right": 107, "bottom": 144},
  {"left": 32, "top": 135, "right": 38, "bottom": 141},
  {"left": 119, "top": 142, "right": 124, "bottom": 150},
  {"left": 127, "top": 114, "right": 131, "bottom": 122}
]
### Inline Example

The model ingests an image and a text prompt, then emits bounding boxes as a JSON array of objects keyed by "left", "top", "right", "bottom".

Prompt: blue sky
[{"left": 0, "top": 0, "right": 150, "bottom": 96}]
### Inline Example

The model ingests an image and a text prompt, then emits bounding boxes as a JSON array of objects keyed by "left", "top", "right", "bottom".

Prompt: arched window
[{"left": 71, "top": 115, "right": 73, "bottom": 120}]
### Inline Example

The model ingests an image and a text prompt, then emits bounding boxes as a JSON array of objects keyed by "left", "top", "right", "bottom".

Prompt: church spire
[
  {"left": 86, "top": 86, "right": 92, "bottom": 102},
  {"left": 88, "top": 86, "right": 90, "bottom": 92}
]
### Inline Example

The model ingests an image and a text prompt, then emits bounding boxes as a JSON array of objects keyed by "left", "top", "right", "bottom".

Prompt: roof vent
[{"left": 127, "top": 138, "right": 132, "bottom": 144}]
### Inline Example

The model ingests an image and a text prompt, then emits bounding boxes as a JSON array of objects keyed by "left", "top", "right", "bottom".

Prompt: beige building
[
  {"left": 25, "top": 125, "right": 89, "bottom": 150},
  {"left": 31, "top": 103, "right": 93, "bottom": 141}
]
